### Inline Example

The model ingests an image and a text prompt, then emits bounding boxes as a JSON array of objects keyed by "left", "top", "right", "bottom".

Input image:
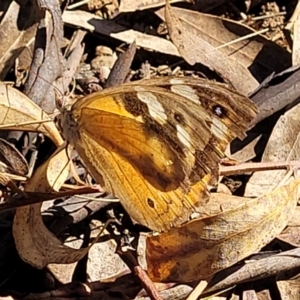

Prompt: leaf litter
[{"left": 0, "top": 0, "right": 300, "bottom": 300}]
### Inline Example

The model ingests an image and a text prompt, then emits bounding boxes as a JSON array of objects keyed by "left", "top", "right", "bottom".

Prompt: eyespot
[
  {"left": 174, "top": 112, "right": 185, "bottom": 124},
  {"left": 147, "top": 198, "right": 155, "bottom": 209},
  {"left": 213, "top": 105, "right": 226, "bottom": 117}
]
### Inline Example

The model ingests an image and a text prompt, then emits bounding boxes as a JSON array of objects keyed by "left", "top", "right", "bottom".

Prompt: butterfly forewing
[{"left": 61, "top": 77, "right": 257, "bottom": 232}]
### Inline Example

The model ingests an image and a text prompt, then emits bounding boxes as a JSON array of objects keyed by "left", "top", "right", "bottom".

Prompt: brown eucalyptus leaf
[
  {"left": 164, "top": 2, "right": 258, "bottom": 94},
  {"left": 0, "top": 0, "right": 43, "bottom": 80},
  {"left": 156, "top": 7, "right": 290, "bottom": 82},
  {"left": 0, "top": 138, "right": 28, "bottom": 176},
  {"left": 12, "top": 145, "right": 99, "bottom": 268},
  {"left": 245, "top": 102, "right": 300, "bottom": 197},
  {"left": 146, "top": 179, "right": 300, "bottom": 282},
  {"left": 0, "top": 82, "right": 63, "bottom": 146}
]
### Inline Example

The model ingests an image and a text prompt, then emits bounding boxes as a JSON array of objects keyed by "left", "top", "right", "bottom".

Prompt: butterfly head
[{"left": 58, "top": 105, "right": 80, "bottom": 145}]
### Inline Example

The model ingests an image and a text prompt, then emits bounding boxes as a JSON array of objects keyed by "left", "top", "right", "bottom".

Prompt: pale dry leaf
[
  {"left": 242, "top": 290, "right": 258, "bottom": 300},
  {"left": 0, "top": 82, "right": 63, "bottom": 146},
  {"left": 62, "top": 10, "right": 179, "bottom": 56},
  {"left": 277, "top": 205, "right": 300, "bottom": 247},
  {"left": 255, "top": 289, "right": 272, "bottom": 300},
  {"left": 245, "top": 102, "right": 300, "bottom": 197},
  {"left": 287, "top": 206, "right": 300, "bottom": 227},
  {"left": 13, "top": 145, "right": 100, "bottom": 268},
  {"left": 285, "top": 1, "right": 300, "bottom": 31},
  {"left": 164, "top": 1, "right": 258, "bottom": 94},
  {"left": 291, "top": 2, "right": 300, "bottom": 65},
  {"left": 226, "top": 134, "right": 262, "bottom": 163},
  {"left": 146, "top": 179, "right": 300, "bottom": 282},
  {"left": 194, "top": 192, "right": 247, "bottom": 218},
  {"left": 277, "top": 226, "right": 300, "bottom": 247},
  {"left": 277, "top": 272, "right": 300, "bottom": 300},
  {"left": 156, "top": 7, "right": 290, "bottom": 82}
]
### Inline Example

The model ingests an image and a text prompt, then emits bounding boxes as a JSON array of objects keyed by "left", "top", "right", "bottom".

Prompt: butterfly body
[{"left": 61, "top": 77, "right": 257, "bottom": 232}]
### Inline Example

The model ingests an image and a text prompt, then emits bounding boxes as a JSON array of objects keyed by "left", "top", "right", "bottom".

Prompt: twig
[
  {"left": 246, "top": 11, "right": 286, "bottom": 22},
  {"left": 67, "top": 0, "right": 90, "bottom": 10},
  {"left": 116, "top": 249, "right": 163, "bottom": 300},
  {"left": 216, "top": 28, "right": 269, "bottom": 50},
  {"left": 219, "top": 160, "right": 300, "bottom": 176}
]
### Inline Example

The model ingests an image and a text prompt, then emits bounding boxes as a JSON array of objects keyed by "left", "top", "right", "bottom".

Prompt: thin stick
[
  {"left": 67, "top": 0, "right": 90, "bottom": 10},
  {"left": 219, "top": 160, "right": 300, "bottom": 176},
  {"left": 249, "top": 11, "right": 286, "bottom": 22},
  {"left": 117, "top": 249, "right": 163, "bottom": 300},
  {"left": 216, "top": 28, "right": 269, "bottom": 50},
  {"left": 0, "top": 118, "right": 53, "bottom": 129}
]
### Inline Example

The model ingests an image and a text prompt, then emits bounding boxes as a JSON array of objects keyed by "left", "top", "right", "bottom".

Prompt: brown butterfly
[{"left": 60, "top": 77, "right": 258, "bottom": 232}]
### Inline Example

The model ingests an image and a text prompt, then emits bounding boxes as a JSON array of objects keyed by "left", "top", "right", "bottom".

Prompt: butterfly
[{"left": 60, "top": 77, "right": 258, "bottom": 232}]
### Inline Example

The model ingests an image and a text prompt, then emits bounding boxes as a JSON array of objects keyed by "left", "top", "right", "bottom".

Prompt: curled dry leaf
[
  {"left": 245, "top": 102, "right": 300, "bottom": 197},
  {"left": 146, "top": 179, "right": 300, "bottom": 282},
  {"left": 164, "top": 1, "right": 258, "bottom": 95},
  {"left": 12, "top": 145, "right": 99, "bottom": 268},
  {"left": 0, "top": 81, "right": 63, "bottom": 146}
]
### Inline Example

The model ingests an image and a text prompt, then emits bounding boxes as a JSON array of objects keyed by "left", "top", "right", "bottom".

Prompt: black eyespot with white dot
[{"left": 213, "top": 105, "right": 227, "bottom": 117}]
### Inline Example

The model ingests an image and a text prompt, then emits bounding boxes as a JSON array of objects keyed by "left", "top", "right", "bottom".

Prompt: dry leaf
[
  {"left": 245, "top": 102, "right": 300, "bottom": 197},
  {"left": 12, "top": 145, "right": 99, "bottom": 268},
  {"left": 0, "top": 0, "right": 42, "bottom": 79},
  {"left": 277, "top": 206, "right": 300, "bottom": 247},
  {"left": 0, "top": 138, "right": 28, "bottom": 176},
  {"left": 156, "top": 7, "right": 290, "bottom": 82},
  {"left": 277, "top": 226, "right": 300, "bottom": 247},
  {"left": 277, "top": 271, "right": 300, "bottom": 299},
  {"left": 287, "top": 206, "right": 300, "bottom": 227},
  {"left": 285, "top": 1, "right": 300, "bottom": 65},
  {"left": 146, "top": 179, "right": 300, "bottom": 282},
  {"left": 164, "top": 2, "right": 258, "bottom": 94},
  {"left": 242, "top": 290, "right": 258, "bottom": 300},
  {"left": 292, "top": 14, "right": 300, "bottom": 66},
  {"left": 0, "top": 82, "right": 63, "bottom": 146},
  {"left": 63, "top": 10, "right": 179, "bottom": 57}
]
